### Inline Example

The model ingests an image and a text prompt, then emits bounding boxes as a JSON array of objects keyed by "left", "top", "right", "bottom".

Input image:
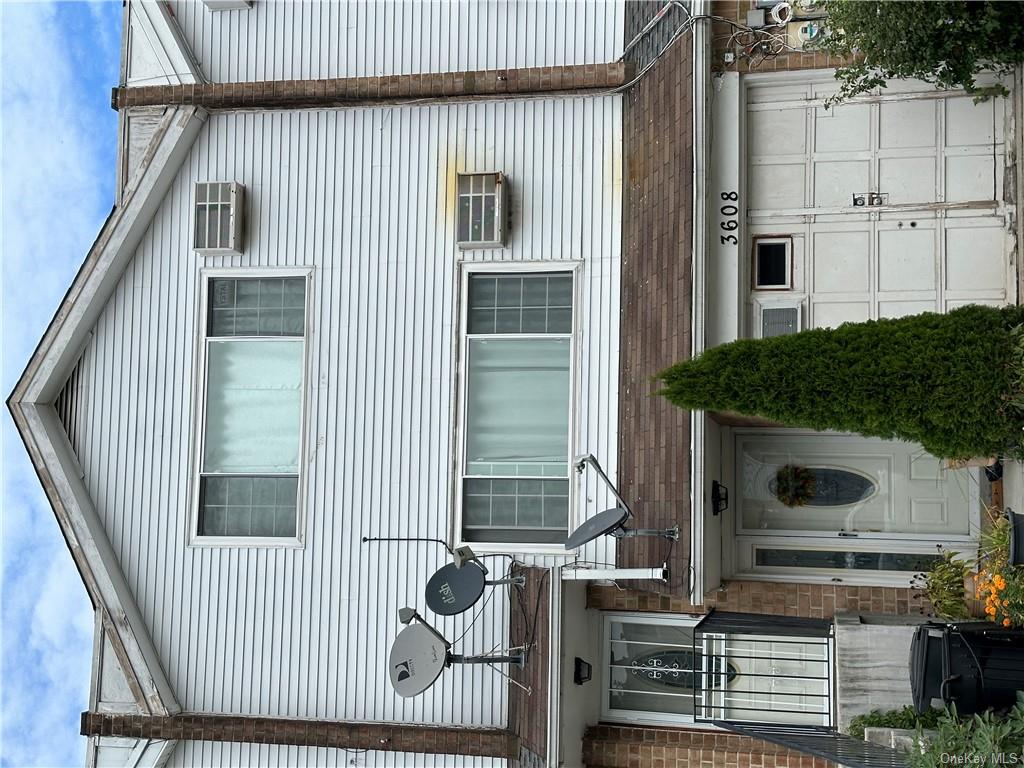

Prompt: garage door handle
[{"left": 838, "top": 531, "right": 858, "bottom": 537}]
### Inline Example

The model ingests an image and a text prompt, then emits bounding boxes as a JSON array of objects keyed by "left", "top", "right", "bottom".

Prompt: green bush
[
  {"left": 657, "top": 305, "right": 1024, "bottom": 460},
  {"left": 820, "top": 1, "right": 1024, "bottom": 105},
  {"left": 847, "top": 705, "right": 942, "bottom": 740},
  {"left": 908, "top": 697, "right": 1024, "bottom": 768}
]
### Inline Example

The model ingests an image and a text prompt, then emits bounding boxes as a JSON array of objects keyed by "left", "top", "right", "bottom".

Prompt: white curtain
[
  {"left": 465, "top": 338, "right": 569, "bottom": 476},
  {"left": 204, "top": 340, "right": 303, "bottom": 473}
]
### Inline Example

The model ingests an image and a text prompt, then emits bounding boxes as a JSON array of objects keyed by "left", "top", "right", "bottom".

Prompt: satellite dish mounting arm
[{"left": 574, "top": 453, "right": 632, "bottom": 518}]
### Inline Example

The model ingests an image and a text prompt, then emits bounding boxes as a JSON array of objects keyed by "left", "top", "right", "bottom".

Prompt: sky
[{"left": 1, "top": 1, "right": 123, "bottom": 766}]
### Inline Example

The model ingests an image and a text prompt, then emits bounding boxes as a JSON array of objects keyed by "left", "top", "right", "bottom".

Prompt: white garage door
[{"left": 745, "top": 75, "right": 1012, "bottom": 328}]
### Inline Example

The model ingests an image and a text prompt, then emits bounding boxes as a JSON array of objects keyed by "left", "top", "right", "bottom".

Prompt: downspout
[{"left": 689, "top": 0, "right": 711, "bottom": 605}]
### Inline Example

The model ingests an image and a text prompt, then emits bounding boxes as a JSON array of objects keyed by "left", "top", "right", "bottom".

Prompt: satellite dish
[
  {"left": 425, "top": 562, "right": 486, "bottom": 616},
  {"left": 388, "top": 624, "right": 449, "bottom": 697},
  {"left": 565, "top": 507, "right": 629, "bottom": 550}
]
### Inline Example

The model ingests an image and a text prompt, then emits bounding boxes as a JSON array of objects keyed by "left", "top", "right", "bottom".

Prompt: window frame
[
  {"left": 751, "top": 236, "right": 792, "bottom": 290},
  {"left": 188, "top": 267, "right": 313, "bottom": 548},
  {"left": 452, "top": 261, "right": 582, "bottom": 554}
]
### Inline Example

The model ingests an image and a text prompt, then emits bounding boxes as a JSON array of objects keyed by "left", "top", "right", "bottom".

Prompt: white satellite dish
[{"left": 388, "top": 623, "right": 448, "bottom": 698}]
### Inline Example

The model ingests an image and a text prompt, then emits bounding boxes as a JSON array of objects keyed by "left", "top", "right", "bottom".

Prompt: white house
[{"left": 10, "top": 2, "right": 1021, "bottom": 767}]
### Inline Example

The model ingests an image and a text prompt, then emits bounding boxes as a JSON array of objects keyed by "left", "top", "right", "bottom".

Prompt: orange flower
[
  {"left": 1004, "top": 600, "right": 1010, "bottom": 607},
  {"left": 994, "top": 575, "right": 1006, "bottom": 590},
  {"left": 1004, "top": 619, "right": 1012, "bottom": 627},
  {"left": 986, "top": 605, "right": 997, "bottom": 616}
]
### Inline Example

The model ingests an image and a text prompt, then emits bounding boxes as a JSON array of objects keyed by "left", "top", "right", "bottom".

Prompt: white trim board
[{"left": 8, "top": 105, "right": 207, "bottom": 717}]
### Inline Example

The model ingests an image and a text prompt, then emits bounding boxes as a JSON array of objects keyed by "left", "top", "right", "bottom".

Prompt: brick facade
[
  {"left": 509, "top": 567, "right": 551, "bottom": 765},
  {"left": 617, "top": 1, "right": 695, "bottom": 595},
  {"left": 587, "top": 581, "right": 931, "bottom": 619},
  {"left": 112, "top": 62, "right": 628, "bottom": 111},
  {"left": 583, "top": 725, "right": 833, "bottom": 768},
  {"left": 80, "top": 713, "right": 517, "bottom": 758}
]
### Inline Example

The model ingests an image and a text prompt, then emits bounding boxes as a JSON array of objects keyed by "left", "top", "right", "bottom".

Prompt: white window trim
[
  {"left": 600, "top": 612, "right": 720, "bottom": 729},
  {"left": 752, "top": 236, "right": 792, "bottom": 290},
  {"left": 188, "top": 267, "right": 314, "bottom": 548},
  {"left": 452, "top": 260, "right": 583, "bottom": 555}
]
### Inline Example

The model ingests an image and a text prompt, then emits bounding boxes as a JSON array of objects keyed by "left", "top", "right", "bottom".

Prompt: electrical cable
[
  {"left": 360, "top": 536, "right": 453, "bottom": 555},
  {"left": 451, "top": 561, "right": 513, "bottom": 646}
]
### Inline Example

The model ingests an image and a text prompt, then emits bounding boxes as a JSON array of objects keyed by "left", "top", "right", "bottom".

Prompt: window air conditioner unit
[{"left": 194, "top": 182, "right": 245, "bottom": 255}]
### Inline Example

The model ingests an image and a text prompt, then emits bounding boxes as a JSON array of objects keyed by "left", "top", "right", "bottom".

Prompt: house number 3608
[{"left": 719, "top": 191, "right": 739, "bottom": 244}]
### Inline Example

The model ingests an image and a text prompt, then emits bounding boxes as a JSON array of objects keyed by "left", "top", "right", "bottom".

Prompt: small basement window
[
  {"left": 457, "top": 173, "right": 506, "bottom": 248},
  {"left": 195, "top": 182, "right": 244, "bottom": 254},
  {"left": 753, "top": 238, "right": 791, "bottom": 289}
]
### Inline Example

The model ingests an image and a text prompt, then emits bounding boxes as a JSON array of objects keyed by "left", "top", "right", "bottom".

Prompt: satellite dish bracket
[
  {"left": 574, "top": 453, "right": 632, "bottom": 520},
  {"left": 611, "top": 524, "right": 680, "bottom": 541}
]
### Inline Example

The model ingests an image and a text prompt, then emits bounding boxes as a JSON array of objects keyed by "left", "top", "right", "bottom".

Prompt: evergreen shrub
[{"left": 658, "top": 305, "right": 1024, "bottom": 460}]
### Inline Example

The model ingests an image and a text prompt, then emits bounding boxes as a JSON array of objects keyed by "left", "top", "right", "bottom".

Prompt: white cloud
[{"left": 2, "top": 2, "right": 121, "bottom": 766}]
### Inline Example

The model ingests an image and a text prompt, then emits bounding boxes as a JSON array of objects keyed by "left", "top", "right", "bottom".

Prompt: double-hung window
[
  {"left": 460, "top": 271, "right": 574, "bottom": 545},
  {"left": 195, "top": 274, "right": 307, "bottom": 541}
]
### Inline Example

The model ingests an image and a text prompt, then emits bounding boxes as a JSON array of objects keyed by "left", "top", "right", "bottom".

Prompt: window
[
  {"left": 194, "top": 182, "right": 244, "bottom": 254},
  {"left": 460, "top": 271, "right": 573, "bottom": 545},
  {"left": 196, "top": 275, "right": 307, "bottom": 540},
  {"left": 753, "top": 237, "right": 791, "bottom": 289},
  {"left": 456, "top": 173, "right": 506, "bottom": 248}
]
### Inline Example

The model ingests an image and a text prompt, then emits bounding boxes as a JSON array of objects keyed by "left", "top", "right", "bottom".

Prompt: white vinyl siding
[
  {"left": 162, "top": 1, "right": 624, "bottom": 84},
  {"left": 57, "top": 98, "right": 622, "bottom": 722}
]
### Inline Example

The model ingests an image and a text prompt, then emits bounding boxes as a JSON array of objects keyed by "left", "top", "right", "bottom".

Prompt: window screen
[
  {"left": 461, "top": 273, "right": 572, "bottom": 544},
  {"left": 198, "top": 276, "right": 306, "bottom": 539}
]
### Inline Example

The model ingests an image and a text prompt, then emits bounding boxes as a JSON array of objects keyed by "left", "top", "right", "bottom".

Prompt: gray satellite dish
[
  {"left": 565, "top": 507, "right": 629, "bottom": 550},
  {"left": 425, "top": 562, "right": 486, "bottom": 616},
  {"left": 565, "top": 507, "right": 679, "bottom": 550},
  {"left": 388, "top": 624, "right": 449, "bottom": 697}
]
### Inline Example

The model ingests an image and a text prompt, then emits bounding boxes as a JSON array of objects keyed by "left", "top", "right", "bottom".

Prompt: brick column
[{"left": 81, "top": 713, "right": 518, "bottom": 759}]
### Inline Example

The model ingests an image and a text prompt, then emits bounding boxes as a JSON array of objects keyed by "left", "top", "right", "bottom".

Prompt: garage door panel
[
  {"left": 878, "top": 157, "right": 936, "bottom": 205},
  {"left": 743, "top": 78, "right": 1009, "bottom": 326},
  {"left": 945, "top": 96, "right": 998, "bottom": 147},
  {"left": 749, "top": 163, "right": 804, "bottom": 210},
  {"left": 813, "top": 302, "right": 871, "bottom": 329},
  {"left": 880, "top": 101, "right": 936, "bottom": 149},
  {"left": 749, "top": 109, "right": 806, "bottom": 156},
  {"left": 813, "top": 231, "right": 869, "bottom": 293},
  {"left": 878, "top": 229, "right": 935, "bottom": 292},
  {"left": 946, "top": 226, "right": 1005, "bottom": 292},
  {"left": 879, "top": 300, "right": 938, "bottom": 318},
  {"left": 814, "top": 161, "right": 869, "bottom": 207},
  {"left": 815, "top": 105, "right": 870, "bottom": 152},
  {"left": 945, "top": 155, "right": 997, "bottom": 202}
]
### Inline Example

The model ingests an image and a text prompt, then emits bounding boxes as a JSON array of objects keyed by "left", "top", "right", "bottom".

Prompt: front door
[{"left": 734, "top": 431, "right": 977, "bottom": 584}]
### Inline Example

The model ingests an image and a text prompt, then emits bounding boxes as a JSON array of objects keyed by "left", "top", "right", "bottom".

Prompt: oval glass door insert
[
  {"left": 769, "top": 465, "right": 876, "bottom": 507},
  {"left": 629, "top": 649, "right": 738, "bottom": 690}
]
